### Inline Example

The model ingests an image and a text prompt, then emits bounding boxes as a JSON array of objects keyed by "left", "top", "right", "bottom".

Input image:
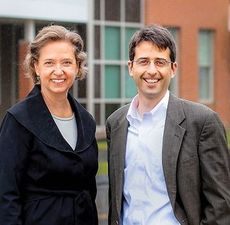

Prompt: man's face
[{"left": 128, "top": 41, "right": 177, "bottom": 103}]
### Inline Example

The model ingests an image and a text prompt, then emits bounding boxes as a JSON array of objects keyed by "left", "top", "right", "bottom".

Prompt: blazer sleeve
[
  {"left": 105, "top": 119, "right": 112, "bottom": 222},
  {"left": 0, "top": 113, "right": 30, "bottom": 225},
  {"left": 199, "top": 111, "right": 230, "bottom": 225}
]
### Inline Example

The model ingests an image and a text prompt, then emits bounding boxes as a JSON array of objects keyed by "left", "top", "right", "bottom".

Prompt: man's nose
[{"left": 146, "top": 61, "right": 158, "bottom": 74}]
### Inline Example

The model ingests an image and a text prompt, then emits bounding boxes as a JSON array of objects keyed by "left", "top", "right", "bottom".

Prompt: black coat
[{"left": 0, "top": 85, "right": 98, "bottom": 225}]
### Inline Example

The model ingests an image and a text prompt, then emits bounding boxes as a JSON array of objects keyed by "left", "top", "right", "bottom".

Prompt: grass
[
  {"left": 227, "top": 130, "right": 230, "bottom": 148},
  {"left": 97, "top": 140, "right": 107, "bottom": 151},
  {"left": 97, "top": 162, "right": 108, "bottom": 176},
  {"left": 97, "top": 140, "right": 108, "bottom": 176}
]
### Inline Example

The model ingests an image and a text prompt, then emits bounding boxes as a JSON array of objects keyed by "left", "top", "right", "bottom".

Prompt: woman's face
[{"left": 34, "top": 40, "right": 79, "bottom": 98}]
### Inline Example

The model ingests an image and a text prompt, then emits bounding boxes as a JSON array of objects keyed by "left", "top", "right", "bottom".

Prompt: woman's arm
[{"left": 0, "top": 113, "right": 30, "bottom": 225}]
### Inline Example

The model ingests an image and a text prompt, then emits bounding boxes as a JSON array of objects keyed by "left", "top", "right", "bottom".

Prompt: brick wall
[
  {"left": 145, "top": 0, "right": 230, "bottom": 128},
  {"left": 18, "top": 40, "right": 33, "bottom": 100}
]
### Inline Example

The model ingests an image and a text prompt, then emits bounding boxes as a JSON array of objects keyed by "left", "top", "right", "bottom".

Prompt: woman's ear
[{"left": 34, "top": 62, "right": 39, "bottom": 75}]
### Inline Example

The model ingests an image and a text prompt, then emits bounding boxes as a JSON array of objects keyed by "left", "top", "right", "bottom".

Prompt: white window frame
[
  {"left": 198, "top": 30, "right": 214, "bottom": 103},
  {"left": 87, "top": 0, "right": 144, "bottom": 127}
]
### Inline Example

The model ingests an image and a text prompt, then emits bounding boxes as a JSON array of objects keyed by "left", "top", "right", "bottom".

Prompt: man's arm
[{"left": 199, "top": 112, "right": 230, "bottom": 225}]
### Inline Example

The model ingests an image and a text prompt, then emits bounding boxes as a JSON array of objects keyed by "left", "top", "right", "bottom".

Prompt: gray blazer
[{"left": 106, "top": 94, "right": 230, "bottom": 225}]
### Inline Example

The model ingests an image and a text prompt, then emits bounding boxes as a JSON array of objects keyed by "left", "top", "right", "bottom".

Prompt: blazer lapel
[
  {"left": 109, "top": 106, "right": 129, "bottom": 215},
  {"left": 109, "top": 96, "right": 186, "bottom": 217},
  {"left": 162, "top": 94, "right": 186, "bottom": 210}
]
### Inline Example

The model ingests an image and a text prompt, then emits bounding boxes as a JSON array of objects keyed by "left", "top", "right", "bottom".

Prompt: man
[{"left": 106, "top": 24, "right": 230, "bottom": 225}]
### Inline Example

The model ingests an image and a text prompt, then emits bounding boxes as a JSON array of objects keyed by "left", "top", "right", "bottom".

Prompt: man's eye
[
  {"left": 155, "top": 60, "right": 165, "bottom": 66},
  {"left": 138, "top": 59, "right": 149, "bottom": 65}
]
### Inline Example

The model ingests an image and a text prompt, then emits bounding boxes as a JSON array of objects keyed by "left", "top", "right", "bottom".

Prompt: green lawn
[
  {"left": 97, "top": 140, "right": 107, "bottom": 151},
  {"left": 97, "top": 140, "right": 108, "bottom": 176},
  {"left": 227, "top": 130, "right": 230, "bottom": 148},
  {"left": 97, "top": 162, "right": 108, "bottom": 176}
]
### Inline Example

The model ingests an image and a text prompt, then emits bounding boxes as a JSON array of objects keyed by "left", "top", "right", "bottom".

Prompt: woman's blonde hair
[{"left": 24, "top": 25, "right": 87, "bottom": 83}]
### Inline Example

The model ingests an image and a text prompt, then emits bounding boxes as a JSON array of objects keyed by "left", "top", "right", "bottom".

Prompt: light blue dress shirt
[{"left": 122, "top": 91, "right": 180, "bottom": 225}]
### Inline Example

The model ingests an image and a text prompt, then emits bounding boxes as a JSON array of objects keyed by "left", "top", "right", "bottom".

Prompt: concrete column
[
  {"left": 24, "top": 20, "right": 35, "bottom": 42},
  {"left": 86, "top": 0, "right": 94, "bottom": 115}
]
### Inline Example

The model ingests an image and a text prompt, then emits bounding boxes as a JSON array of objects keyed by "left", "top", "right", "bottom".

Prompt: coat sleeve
[
  {"left": 0, "top": 113, "right": 30, "bottom": 225},
  {"left": 199, "top": 111, "right": 230, "bottom": 225}
]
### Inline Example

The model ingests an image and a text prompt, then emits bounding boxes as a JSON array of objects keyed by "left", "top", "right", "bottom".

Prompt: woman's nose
[{"left": 53, "top": 64, "right": 64, "bottom": 75}]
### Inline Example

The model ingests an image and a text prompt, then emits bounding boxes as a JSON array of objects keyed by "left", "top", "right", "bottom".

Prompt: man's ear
[
  {"left": 171, "top": 62, "right": 178, "bottom": 78},
  {"left": 128, "top": 61, "right": 133, "bottom": 77}
]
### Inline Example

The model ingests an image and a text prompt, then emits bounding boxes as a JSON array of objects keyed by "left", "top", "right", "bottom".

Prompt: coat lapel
[
  {"left": 8, "top": 85, "right": 96, "bottom": 153},
  {"left": 162, "top": 94, "right": 186, "bottom": 209}
]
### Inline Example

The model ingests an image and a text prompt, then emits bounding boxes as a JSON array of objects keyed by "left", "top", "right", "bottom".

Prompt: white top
[
  {"left": 52, "top": 114, "right": 77, "bottom": 150},
  {"left": 122, "top": 91, "right": 180, "bottom": 225}
]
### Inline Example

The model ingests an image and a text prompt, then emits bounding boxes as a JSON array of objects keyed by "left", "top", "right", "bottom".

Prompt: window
[
  {"left": 125, "top": 27, "right": 138, "bottom": 60},
  {"left": 94, "top": 26, "right": 101, "bottom": 59},
  {"left": 90, "top": 0, "right": 143, "bottom": 125},
  {"left": 105, "top": 0, "right": 120, "bottom": 21},
  {"left": 125, "top": 67, "right": 136, "bottom": 98},
  {"left": 0, "top": 23, "right": 24, "bottom": 121},
  {"left": 198, "top": 30, "right": 213, "bottom": 102},
  {"left": 105, "top": 26, "right": 121, "bottom": 60},
  {"left": 105, "top": 65, "right": 121, "bottom": 98},
  {"left": 94, "top": 0, "right": 101, "bottom": 20},
  {"left": 125, "top": 0, "right": 141, "bottom": 22}
]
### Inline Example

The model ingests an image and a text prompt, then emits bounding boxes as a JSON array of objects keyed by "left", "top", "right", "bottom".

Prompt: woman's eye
[
  {"left": 44, "top": 61, "right": 53, "bottom": 66},
  {"left": 63, "top": 61, "right": 72, "bottom": 66}
]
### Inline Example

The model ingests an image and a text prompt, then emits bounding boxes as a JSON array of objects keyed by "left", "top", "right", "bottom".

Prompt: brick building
[
  {"left": 0, "top": 1, "right": 230, "bottom": 224},
  {"left": 145, "top": 0, "right": 230, "bottom": 128},
  {"left": 0, "top": 0, "right": 229, "bottom": 129}
]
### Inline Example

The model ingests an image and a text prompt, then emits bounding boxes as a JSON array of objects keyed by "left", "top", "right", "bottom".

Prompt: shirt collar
[{"left": 127, "top": 90, "right": 169, "bottom": 123}]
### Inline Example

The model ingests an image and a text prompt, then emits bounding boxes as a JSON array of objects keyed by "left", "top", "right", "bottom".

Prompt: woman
[{"left": 0, "top": 25, "right": 98, "bottom": 225}]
